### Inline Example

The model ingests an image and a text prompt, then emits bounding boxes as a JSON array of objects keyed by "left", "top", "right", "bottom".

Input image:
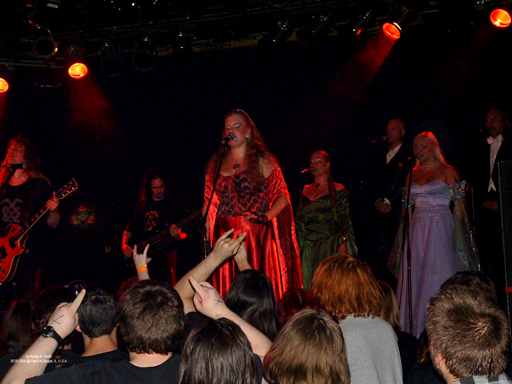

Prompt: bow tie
[{"left": 487, "top": 135, "right": 503, "bottom": 145}]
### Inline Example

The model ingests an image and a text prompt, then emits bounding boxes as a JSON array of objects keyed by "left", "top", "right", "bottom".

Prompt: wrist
[{"left": 41, "top": 325, "right": 63, "bottom": 345}]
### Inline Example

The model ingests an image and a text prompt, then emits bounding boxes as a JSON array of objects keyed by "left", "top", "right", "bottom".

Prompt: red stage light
[
  {"left": 68, "top": 63, "right": 88, "bottom": 79},
  {"left": 490, "top": 9, "right": 511, "bottom": 28},
  {"left": 0, "top": 78, "right": 8, "bottom": 93},
  {"left": 382, "top": 22, "right": 401, "bottom": 40}
]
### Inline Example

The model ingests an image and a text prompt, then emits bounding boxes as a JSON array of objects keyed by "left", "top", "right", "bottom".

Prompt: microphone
[
  {"left": 371, "top": 136, "right": 387, "bottom": 144},
  {"left": 221, "top": 133, "right": 235, "bottom": 146},
  {"left": 2, "top": 164, "right": 27, "bottom": 171},
  {"left": 301, "top": 168, "right": 311, "bottom": 173}
]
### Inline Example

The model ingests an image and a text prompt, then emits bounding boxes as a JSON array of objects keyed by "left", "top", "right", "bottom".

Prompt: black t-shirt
[
  {"left": 0, "top": 178, "right": 52, "bottom": 239},
  {"left": 60, "top": 349, "right": 129, "bottom": 368},
  {"left": 126, "top": 198, "right": 183, "bottom": 245},
  {"left": 25, "top": 353, "right": 181, "bottom": 384}
]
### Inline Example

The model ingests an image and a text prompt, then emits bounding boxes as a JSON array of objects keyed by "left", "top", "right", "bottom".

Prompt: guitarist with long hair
[
  {"left": 121, "top": 167, "right": 186, "bottom": 285},
  {"left": 0, "top": 136, "right": 60, "bottom": 303}
]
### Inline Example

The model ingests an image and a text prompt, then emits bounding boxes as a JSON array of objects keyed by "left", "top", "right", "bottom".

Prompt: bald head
[{"left": 386, "top": 119, "right": 406, "bottom": 148}]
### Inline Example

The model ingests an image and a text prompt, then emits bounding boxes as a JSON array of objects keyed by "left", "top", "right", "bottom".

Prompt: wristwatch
[{"left": 41, "top": 326, "right": 63, "bottom": 345}]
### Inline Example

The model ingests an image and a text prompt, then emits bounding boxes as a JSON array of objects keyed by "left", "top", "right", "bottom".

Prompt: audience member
[
  {"left": 264, "top": 308, "right": 350, "bottom": 384},
  {"left": 60, "top": 289, "right": 127, "bottom": 367},
  {"left": 276, "top": 289, "right": 319, "bottom": 328},
  {"left": 1, "top": 280, "right": 186, "bottom": 384},
  {"left": 178, "top": 317, "right": 259, "bottom": 384},
  {"left": 379, "top": 281, "right": 419, "bottom": 381},
  {"left": 426, "top": 285, "right": 511, "bottom": 384},
  {"left": 225, "top": 270, "right": 279, "bottom": 340},
  {"left": 312, "top": 253, "right": 403, "bottom": 384},
  {"left": 0, "top": 286, "right": 76, "bottom": 381},
  {"left": 0, "top": 301, "right": 33, "bottom": 357},
  {"left": 406, "top": 271, "right": 501, "bottom": 384}
]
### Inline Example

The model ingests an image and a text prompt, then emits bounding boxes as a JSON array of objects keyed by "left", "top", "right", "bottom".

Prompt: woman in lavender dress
[{"left": 390, "top": 132, "right": 479, "bottom": 338}]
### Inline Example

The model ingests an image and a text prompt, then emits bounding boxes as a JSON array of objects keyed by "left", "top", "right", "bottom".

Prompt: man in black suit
[
  {"left": 370, "top": 118, "right": 412, "bottom": 287},
  {"left": 473, "top": 108, "right": 512, "bottom": 303}
]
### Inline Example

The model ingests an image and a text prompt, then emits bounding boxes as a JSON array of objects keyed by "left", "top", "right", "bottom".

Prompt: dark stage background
[{"left": 0, "top": 21, "right": 511, "bottom": 289}]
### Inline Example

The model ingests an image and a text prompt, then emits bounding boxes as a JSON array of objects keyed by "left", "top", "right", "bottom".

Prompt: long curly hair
[{"left": 207, "top": 109, "right": 277, "bottom": 190}]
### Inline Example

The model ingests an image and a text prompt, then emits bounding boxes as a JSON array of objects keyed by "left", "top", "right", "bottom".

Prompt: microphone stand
[
  {"left": 400, "top": 161, "right": 414, "bottom": 335},
  {"left": 201, "top": 144, "right": 229, "bottom": 258}
]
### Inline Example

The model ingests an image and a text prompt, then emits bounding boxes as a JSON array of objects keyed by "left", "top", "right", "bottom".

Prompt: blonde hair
[
  {"left": 379, "top": 281, "right": 400, "bottom": 330},
  {"left": 413, "top": 131, "right": 447, "bottom": 167},
  {"left": 264, "top": 308, "right": 350, "bottom": 384}
]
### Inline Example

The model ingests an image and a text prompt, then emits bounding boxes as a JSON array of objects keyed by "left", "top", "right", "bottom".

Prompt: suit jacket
[
  {"left": 473, "top": 137, "right": 512, "bottom": 205},
  {"left": 374, "top": 142, "right": 413, "bottom": 212}
]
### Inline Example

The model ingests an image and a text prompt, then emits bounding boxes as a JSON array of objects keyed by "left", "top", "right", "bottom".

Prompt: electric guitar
[
  {"left": 0, "top": 179, "right": 78, "bottom": 284},
  {"left": 125, "top": 210, "right": 201, "bottom": 262}
]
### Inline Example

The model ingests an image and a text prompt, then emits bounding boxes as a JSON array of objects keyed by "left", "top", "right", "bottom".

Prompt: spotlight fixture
[
  {"left": 0, "top": 65, "right": 13, "bottom": 93},
  {"left": 132, "top": 37, "right": 157, "bottom": 72},
  {"left": 490, "top": 7, "right": 511, "bottom": 27},
  {"left": 267, "top": 19, "right": 294, "bottom": 45},
  {"left": 351, "top": 9, "right": 374, "bottom": 37},
  {"left": 0, "top": 78, "right": 8, "bottom": 94},
  {"left": 100, "top": 40, "right": 123, "bottom": 76},
  {"left": 66, "top": 44, "right": 88, "bottom": 79},
  {"left": 297, "top": 13, "right": 334, "bottom": 50},
  {"left": 30, "top": 26, "right": 58, "bottom": 59},
  {"left": 382, "top": 9, "right": 416, "bottom": 40},
  {"left": 172, "top": 31, "right": 194, "bottom": 66}
]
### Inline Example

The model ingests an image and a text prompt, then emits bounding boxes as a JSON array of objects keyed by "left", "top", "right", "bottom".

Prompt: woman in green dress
[{"left": 295, "top": 151, "right": 357, "bottom": 290}]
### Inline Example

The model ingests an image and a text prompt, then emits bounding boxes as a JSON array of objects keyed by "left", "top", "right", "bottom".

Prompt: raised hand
[
  {"left": 189, "top": 276, "right": 228, "bottom": 319},
  {"left": 47, "top": 289, "right": 86, "bottom": 339}
]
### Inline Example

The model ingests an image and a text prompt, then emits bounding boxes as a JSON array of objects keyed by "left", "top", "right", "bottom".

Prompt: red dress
[{"left": 204, "top": 168, "right": 302, "bottom": 299}]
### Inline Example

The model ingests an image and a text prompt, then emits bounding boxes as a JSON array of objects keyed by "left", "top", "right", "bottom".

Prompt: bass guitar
[
  {"left": 125, "top": 210, "right": 201, "bottom": 262},
  {"left": 0, "top": 179, "right": 78, "bottom": 284}
]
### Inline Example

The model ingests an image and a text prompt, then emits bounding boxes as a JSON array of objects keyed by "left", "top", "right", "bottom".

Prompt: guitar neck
[
  {"left": 13, "top": 206, "right": 49, "bottom": 243},
  {"left": 137, "top": 228, "right": 170, "bottom": 250}
]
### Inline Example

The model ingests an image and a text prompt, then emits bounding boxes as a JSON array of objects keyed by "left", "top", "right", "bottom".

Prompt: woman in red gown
[{"left": 203, "top": 109, "right": 302, "bottom": 299}]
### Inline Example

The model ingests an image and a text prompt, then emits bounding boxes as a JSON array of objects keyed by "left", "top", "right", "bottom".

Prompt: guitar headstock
[{"left": 55, "top": 179, "right": 78, "bottom": 200}]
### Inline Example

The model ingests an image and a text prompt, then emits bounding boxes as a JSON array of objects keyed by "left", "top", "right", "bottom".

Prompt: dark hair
[
  {"left": 486, "top": 107, "right": 511, "bottom": 140},
  {"left": 140, "top": 166, "right": 177, "bottom": 201},
  {"left": 426, "top": 285, "right": 509, "bottom": 378},
  {"left": 277, "top": 288, "right": 319, "bottom": 328},
  {"left": 77, "top": 289, "right": 118, "bottom": 338},
  {"left": 32, "top": 285, "right": 77, "bottom": 333},
  {"left": 117, "top": 280, "right": 185, "bottom": 354},
  {"left": 178, "top": 317, "right": 258, "bottom": 384},
  {"left": 1, "top": 300, "right": 33, "bottom": 355},
  {"left": 225, "top": 270, "right": 279, "bottom": 340},
  {"left": 264, "top": 309, "right": 350, "bottom": 384},
  {"left": 312, "top": 254, "right": 383, "bottom": 320},
  {"left": 440, "top": 271, "right": 498, "bottom": 302}
]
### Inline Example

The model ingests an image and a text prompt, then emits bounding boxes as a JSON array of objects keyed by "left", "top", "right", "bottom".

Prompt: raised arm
[
  {"left": 189, "top": 277, "right": 271, "bottom": 358},
  {"left": 174, "top": 229, "right": 246, "bottom": 313},
  {"left": 1, "top": 290, "right": 86, "bottom": 384}
]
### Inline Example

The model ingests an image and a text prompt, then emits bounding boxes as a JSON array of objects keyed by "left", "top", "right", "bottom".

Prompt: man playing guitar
[
  {"left": 122, "top": 167, "right": 185, "bottom": 284},
  {"left": 0, "top": 136, "right": 60, "bottom": 302}
]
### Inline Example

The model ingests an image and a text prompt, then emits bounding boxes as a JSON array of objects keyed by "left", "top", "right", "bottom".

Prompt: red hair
[{"left": 312, "top": 254, "right": 383, "bottom": 320}]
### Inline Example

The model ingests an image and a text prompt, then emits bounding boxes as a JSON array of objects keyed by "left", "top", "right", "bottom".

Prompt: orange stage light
[
  {"left": 382, "top": 22, "right": 401, "bottom": 40},
  {"left": 68, "top": 63, "right": 88, "bottom": 79},
  {"left": 490, "top": 9, "right": 511, "bottom": 28},
  {"left": 0, "top": 78, "right": 9, "bottom": 93}
]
